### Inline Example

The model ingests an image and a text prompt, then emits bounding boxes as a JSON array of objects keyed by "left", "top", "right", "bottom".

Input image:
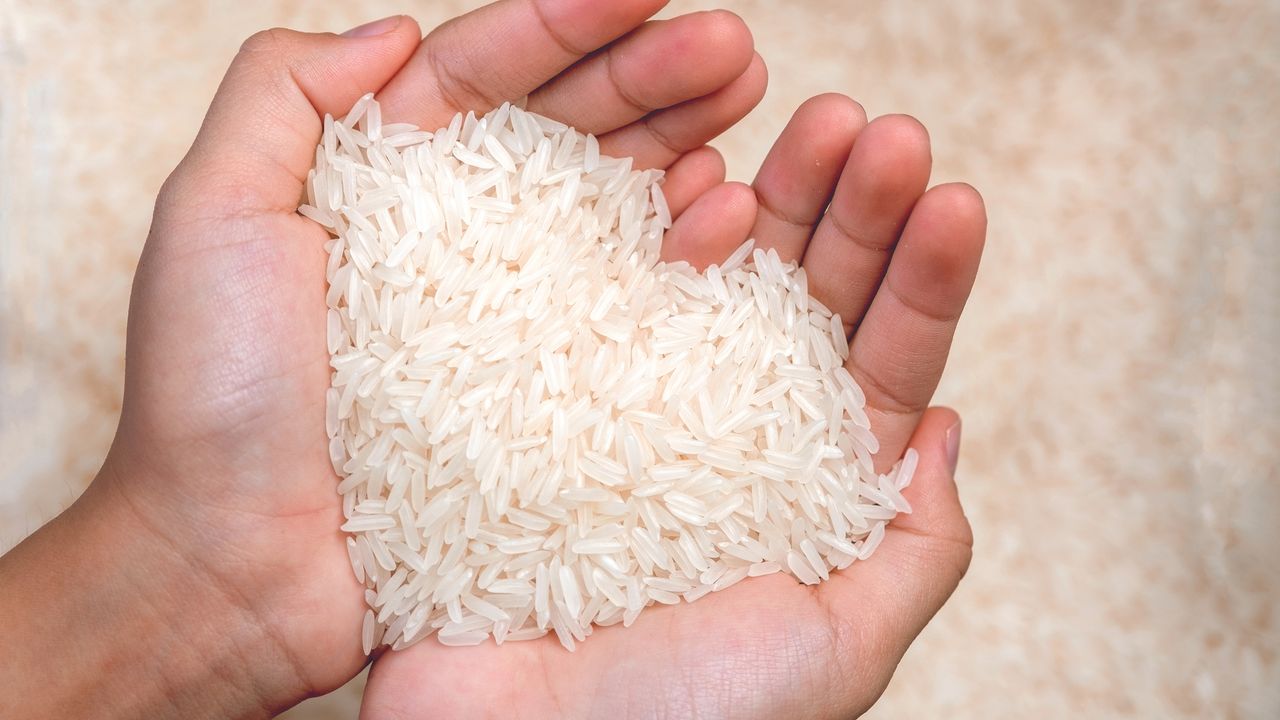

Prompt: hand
[
  {"left": 0, "top": 2, "right": 764, "bottom": 717},
  {"left": 360, "top": 100, "right": 985, "bottom": 719}
]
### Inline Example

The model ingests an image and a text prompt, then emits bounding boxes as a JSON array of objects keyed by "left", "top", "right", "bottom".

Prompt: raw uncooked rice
[{"left": 301, "top": 94, "right": 917, "bottom": 652}]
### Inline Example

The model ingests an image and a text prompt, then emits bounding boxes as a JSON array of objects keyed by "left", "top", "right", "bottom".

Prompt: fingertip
[
  {"left": 335, "top": 17, "right": 425, "bottom": 86},
  {"left": 617, "top": 0, "right": 671, "bottom": 16},
  {"left": 747, "top": 93, "right": 868, "bottom": 265},
  {"left": 684, "top": 145, "right": 727, "bottom": 178},
  {"left": 920, "top": 405, "right": 961, "bottom": 434},
  {"left": 536, "top": 0, "right": 671, "bottom": 46},
  {"left": 178, "top": 22, "right": 427, "bottom": 218},
  {"left": 702, "top": 9, "right": 754, "bottom": 44},
  {"left": 238, "top": 26, "right": 287, "bottom": 54},
  {"left": 718, "top": 180, "right": 758, "bottom": 213},
  {"left": 893, "top": 406, "right": 973, "bottom": 550},
  {"left": 661, "top": 146, "right": 727, "bottom": 217},
  {"left": 704, "top": 181, "right": 759, "bottom": 224},
  {"left": 338, "top": 14, "right": 421, "bottom": 41},
  {"left": 927, "top": 182, "right": 988, "bottom": 235},
  {"left": 856, "top": 114, "right": 932, "bottom": 176},
  {"left": 691, "top": 9, "right": 756, "bottom": 72},
  {"left": 592, "top": 50, "right": 761, "bottom": 170},
  {"left": 796, "top": 92, "right": 868, "bottom": 135},
  {"left": 870, "top": 113, "right": 931, "bottom": 145},
  {"left": 390, "top": 15, "right": 424, "bottom": 44},
  {"left": 897, "top": 184, "right": 987, "bottom": 292},
  {"left": 686, "top": 182, "right": 757, "bottom": 234},
  {"left": 740, "top": 52, "right": 770, "bottom": 107},
  {"left": 662, "top": 181, "right": 757, "bottom": 269},
  {"left": 901, "top": 406, "right": 961, "bottom": 476},
  {"left": 823, "top": 113, "right": 931, "bottom": 244},
  {"left": 399, "top": 15, "right": 423, "bottom": 37}
]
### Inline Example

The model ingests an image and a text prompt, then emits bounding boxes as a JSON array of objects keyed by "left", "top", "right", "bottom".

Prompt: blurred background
[{"left": 2, "top": 0, "right": 1276, "bottom": 717}]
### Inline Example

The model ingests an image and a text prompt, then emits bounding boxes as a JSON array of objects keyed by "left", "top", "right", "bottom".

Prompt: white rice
[{"left": 301, "top": 95, "right": 918, "bottom": 653}]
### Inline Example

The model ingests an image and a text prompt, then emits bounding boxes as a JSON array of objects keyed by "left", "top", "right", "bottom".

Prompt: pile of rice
[{"left": 300, "top": 95, "right": 917, "bottom": 652}]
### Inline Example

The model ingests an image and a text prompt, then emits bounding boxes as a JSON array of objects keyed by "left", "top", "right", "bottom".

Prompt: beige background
[{"left": 2, "top": 0, "right": 1277, "bottom": 717}]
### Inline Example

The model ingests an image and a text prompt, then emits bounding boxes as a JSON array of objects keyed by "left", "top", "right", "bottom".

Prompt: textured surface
[{"left": 1, "top": 0, "right": 1276, "bottom": 717}]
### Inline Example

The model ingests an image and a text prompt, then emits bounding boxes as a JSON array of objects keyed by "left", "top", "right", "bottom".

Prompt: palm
[
  {"left": 370, "top": 575, "right": 843, "bottom": 717},
  {"left": 115, "top": 205, "right": 369, "bottom": 691},
  {"left": 359, "top": 6, "right": 984, "bottom": 714},
  {"left": 361, "top": 131, "right": 983, "bottom": 713},
  {"left": 111, "top": 0, "right": 773, "bottom": 702},
  {"left": 118, "top": 0, "right": 983, "bottom": 713},
  {"left": 365, "top": 548, "right": 963, "bottom": 719}
]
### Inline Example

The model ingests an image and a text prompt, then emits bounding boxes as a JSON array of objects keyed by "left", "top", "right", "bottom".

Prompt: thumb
[
  {"left": 161, "top": 18, "right": 421, "bottom": 222},
  {"left": 883, "top": 406, "right": 972, "bottom": 548},
  {"left": 825, "top": 406, "right": 973, "bottom": 704}
]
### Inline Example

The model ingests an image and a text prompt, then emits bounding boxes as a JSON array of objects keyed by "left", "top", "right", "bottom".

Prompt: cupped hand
[
  {"left": 361, "top": 72, "right": 986, "bottom": 720},
  {"left": 87, "top": 0, "right": 764, "bottom": 714}
]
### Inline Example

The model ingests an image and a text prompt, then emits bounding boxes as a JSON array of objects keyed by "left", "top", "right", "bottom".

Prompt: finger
[
  {"left": 750, "top": 94, "right": 867, "bottom": 263},
  {"left": 166, "top": 20, "right": 422, "bottom": 221},
  {"left": 884, "top": 407, "right": 969, "bottom": 543},
  {"left": 375, "top": 0, "right": 669, "bottom": 130},
  {"left": 801, "top": 115, "right": 933, "bottom": 334},
  {"left": 660, "top": 146, "right": 727, "bottom": 218},
  {"left": 823, "top": 406, "right": 972, "bottom": 705},
  {"left": 528, "top": 12, "right": 754, "bottom": 136},
  {"left": 596, "top": 52, "right": 767, "bottom": 170},
  {"left": 661, "top": 182, "right": 756, "bottom": 269},
  {"left": 844, "top": 183, "right": 987, "bottom": 467}
]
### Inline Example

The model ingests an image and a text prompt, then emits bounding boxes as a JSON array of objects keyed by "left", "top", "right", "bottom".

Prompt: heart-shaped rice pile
[{"left": 300, "top": 95, "right": 916, "bottom": 652}]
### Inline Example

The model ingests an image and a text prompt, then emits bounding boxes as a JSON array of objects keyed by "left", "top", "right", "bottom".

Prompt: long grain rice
[{"left": 302, "top": 95, "right": 919, "bottom": 652}]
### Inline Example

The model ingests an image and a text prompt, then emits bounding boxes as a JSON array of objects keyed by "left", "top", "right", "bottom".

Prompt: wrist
[{"left": 0, "top": 461, "right": 309, "bottom": 718}]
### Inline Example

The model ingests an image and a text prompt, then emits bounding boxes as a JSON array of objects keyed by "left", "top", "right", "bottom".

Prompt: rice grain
[{"left": 304, "top": 96, "right": 919, "bottom": 652}]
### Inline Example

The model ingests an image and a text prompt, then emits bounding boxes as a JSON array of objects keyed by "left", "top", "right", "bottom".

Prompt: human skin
[{"left": 0, "top": 1, "right": 984, "bottom": 718}]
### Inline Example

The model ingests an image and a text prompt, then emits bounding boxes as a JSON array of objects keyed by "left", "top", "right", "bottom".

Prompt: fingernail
[
  {"left": 945, "top": 419, "right": 962, "bottom": 474},
  {"left": 341, "top": 15, "right": 402, "bottom": 38}
]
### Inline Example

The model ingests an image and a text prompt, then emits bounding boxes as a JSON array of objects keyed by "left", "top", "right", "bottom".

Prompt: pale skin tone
[{"left": 0, "top": 1, "right": 984, "bottom": 718}]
